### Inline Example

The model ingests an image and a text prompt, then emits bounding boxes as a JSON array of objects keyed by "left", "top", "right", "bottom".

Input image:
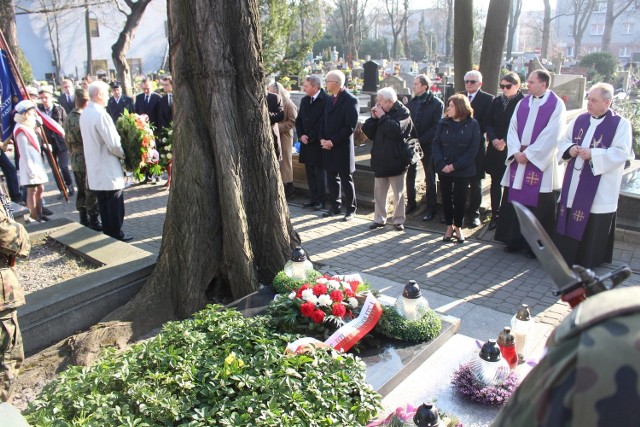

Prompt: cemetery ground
[{"left": 11, "top": 176, "right": 640, "bottom": 423}]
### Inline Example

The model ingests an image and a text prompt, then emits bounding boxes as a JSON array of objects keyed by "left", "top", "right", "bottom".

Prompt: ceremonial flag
[
  {"left": 36, "top": 107, "right": 65, "bottom": 138},
  {"left": 0, "top": 48, "right": 22, "bottom": 141}
]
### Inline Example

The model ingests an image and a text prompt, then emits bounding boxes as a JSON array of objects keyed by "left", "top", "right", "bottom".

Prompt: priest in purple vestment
[
  {"left": 495, "top": 69, "right": 566, "bottom": 257},
  {"left": 553, "top": 82, "right": 634, "bottom": 268}
]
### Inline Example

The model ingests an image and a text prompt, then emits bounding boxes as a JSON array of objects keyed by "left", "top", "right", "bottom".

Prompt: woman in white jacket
[{"left": 13, "top": 100, "right": 49, "bottom": 221}]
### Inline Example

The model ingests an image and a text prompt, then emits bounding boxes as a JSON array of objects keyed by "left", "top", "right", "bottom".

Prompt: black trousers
[
  {"left": 439, "top": 175, "right": 469, "bottom": 227},
  {"left": 468, "top": 176, "right": 482, "bottom": 220},
  {"left": 327, "top": 170, "right": 356, "bottom": 214},
  {"left": 96, "top": 189, "right": 125, "bottom": 240},
  {"left": 305, "top": 163, "right": 326, "bottom": 205},
  {"left": 406, "top": 151, "right": 437, "bottom": 214},
  {"left": 0, "top": 151, "right": 21, "bottom": 202},
  {"left": 488, "top": 171, "right": 503, "bottom": 216}
]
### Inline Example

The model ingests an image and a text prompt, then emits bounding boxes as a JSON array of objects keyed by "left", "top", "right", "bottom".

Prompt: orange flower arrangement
[{"left": 116, "top": 111, "right": 162, "bottom": 180}]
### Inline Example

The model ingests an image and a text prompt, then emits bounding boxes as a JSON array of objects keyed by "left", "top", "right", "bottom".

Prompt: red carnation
[
  {"left": 331, "top": 303, "right": 347, "bottom": 318},
  {"left": 296, "top": 284, "right": 311, "bottom": 299},
  {"left": 348, "top": 280, "right": 360, "bottom": 293},
  {"left": 300, "top": 301, "right": 316, "bottom": 318},
  {"left": 311, "top": 309, "right": 326, "bottom": 324},
  {"left": 344, "top": 288, "right": 355, "bottom": 298},
  {"left": 329, "top": 290, "right": 344, "bottom": 302},
  {"left": 312, "top": 283, "right": 328, "bottom": 296}
]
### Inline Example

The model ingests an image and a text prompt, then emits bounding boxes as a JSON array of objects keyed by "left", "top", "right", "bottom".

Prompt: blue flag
[{"left": 0, "top": 49, "right": 22, "bottom": 141}]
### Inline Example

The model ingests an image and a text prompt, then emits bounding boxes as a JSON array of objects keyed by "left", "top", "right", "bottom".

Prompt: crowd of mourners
[{"left": 294, "top": 68, "right": 635, "bottom": 270}]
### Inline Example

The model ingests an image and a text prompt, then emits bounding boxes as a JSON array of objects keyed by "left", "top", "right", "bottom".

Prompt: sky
[{"left": 408, "top": 0, "right": 555, "bottom": 12}]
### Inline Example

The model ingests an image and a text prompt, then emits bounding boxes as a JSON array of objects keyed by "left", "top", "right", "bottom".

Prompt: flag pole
[{"left": 0, "top": 28, "right": 69, "bottom": 202}]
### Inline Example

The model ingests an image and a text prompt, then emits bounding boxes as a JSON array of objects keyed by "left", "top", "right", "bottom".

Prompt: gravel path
[{"left": 16, "top": 237, "right": 98, "bottom": 294}]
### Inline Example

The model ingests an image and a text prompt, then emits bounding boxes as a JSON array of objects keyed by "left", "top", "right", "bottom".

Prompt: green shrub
[
  {"left": 580, "top": 52, "right": 618, "bottom": 81},
  {"left": 271, "top": 269, "right": 322, "bottom": 294},
  {"left": 25, "top": 305, "right": 381, "bottom": 426},
  {"left": 613, "top": 100, "right": 640, "bottom": 158},
  {"left": 375, "top": 305, "right": 442, "bottom": 343}
]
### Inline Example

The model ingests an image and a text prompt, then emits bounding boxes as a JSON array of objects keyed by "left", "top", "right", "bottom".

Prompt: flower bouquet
[
  {"left": 266, "top": 275, "right": 371, "bottom": 340},
  {"left": 158, "top": 124, "right": 173, "bottom": 169},
  {"left": 116, "top": 111, "right": 162, "bottom": 181},
  {"left": 451, "top": 362, "right": 519, "bottom": 406}
]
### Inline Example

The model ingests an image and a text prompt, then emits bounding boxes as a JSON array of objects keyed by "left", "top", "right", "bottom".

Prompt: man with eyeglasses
[
  {"left": 462, "top": 70, "right": 494, "bottom": 228},
  {"left": 495, "top": 68, "right": 566, "bottom": 257},
  {"left": 319, "top": 70, "right": 359, "bottom": 221}
]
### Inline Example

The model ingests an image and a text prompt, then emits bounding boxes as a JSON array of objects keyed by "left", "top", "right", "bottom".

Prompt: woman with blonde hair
[
  {"left": 268, "top": 81, "right": 298, "bottom": 199},
  {"left": 432, "top": 94, "right": 481, "bottom": 243}
]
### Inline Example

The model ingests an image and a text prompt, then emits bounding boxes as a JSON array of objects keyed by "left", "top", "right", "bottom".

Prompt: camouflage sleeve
[{"left": 0, "top": 206, "right": 30, "bottom": 258}]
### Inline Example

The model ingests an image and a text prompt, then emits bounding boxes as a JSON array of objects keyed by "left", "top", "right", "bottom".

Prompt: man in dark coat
[
  {"left": 157, "top": 76, "right": 174, "bottom": 136},
  {"left": 38, "top": 86, "right": 75, "bottom": 196},
  {"left": 405, "top": 74, "right": 444, "bottom": 221},
  {"left": 266, "top": 90, "right": 284, "bottom": 159},
  {"left": 296, "top": 75, "right": 328, "bottom": 210},
  {"left": 319, "top": 70, "right": 359, "bottom": 221},
  {"left": 463, "top": 70, "right": 494, "bottom": 227},
  {"left": 134, "top": 78, "right": 161, "bottom": 131},
  {"left": 106, "top": 82, "right": 135, "bottom": 124},
  {"left": 57, "top": 78, "right": 75, "bottom": 114}
]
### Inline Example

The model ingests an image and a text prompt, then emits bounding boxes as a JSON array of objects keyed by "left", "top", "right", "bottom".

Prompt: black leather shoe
[
  {"left": 369, "top": 222, "right": 385, "bottom": 230},
  {"left": 422, "top": 213, "right": 435, "bottom": 222},
  {"left": 302, "top": 202, "right": 316, "bottom": 208},
  {"left": 488, "top": 219, "right": 497, "bottom": 231},
  {"left": 42, "top": 207, "right": 54, "bottom": 216},
  {"left": 405, "top": 203, "right": 417, "bottom": 214},
  {"left": 313, "top": 203, "right": 325, "bottom": 210},
  {"left": 39, "top": 215, "right": 50, "bottom": 222},
  {"left": 322, "top": 208, "right": 341, "bottom": 218},
  {"left": 118, "top": 234, "right": 134, "bottom": 242},
  {"left": 470, "top": 217, "right": 481, "bottom": 227},
  {"left": 343, "top": 213, "right": 354, "bottom": 222},
  {"left": 394, "top": 224, "right": 404, "bottom": 231}
]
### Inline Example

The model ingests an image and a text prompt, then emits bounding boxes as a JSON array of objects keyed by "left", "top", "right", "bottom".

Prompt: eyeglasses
[
  {"left": 464, "top": 80, "right": 478, "bottom": 84},
  {"left": 326, "top": 80, "right": 338, "bottom": 84},
  {"left": 499, "top": 83, "right": 514, "bottom": 90}
]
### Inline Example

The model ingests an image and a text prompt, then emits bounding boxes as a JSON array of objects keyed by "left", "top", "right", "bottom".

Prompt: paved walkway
[{"left": 40, "top": 180, "right": 640, "bottom": 328}]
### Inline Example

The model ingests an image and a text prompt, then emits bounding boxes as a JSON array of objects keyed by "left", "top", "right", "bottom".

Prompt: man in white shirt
[
  {"left": 80, "top": 81, "right": 132, "bottom": 242},
  {"left": 494, "top": 69, "right": 566, "bottom": 256},
  {"left": 554, "top": 82, "right": 634, "bottom": 267}
]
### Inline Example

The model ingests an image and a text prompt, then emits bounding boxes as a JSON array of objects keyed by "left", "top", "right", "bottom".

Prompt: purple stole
[
  {"left": 556, "top": 110, "right": 621, "bottom": 241},
  {"left": 508, "top": 92, "right": 559, "bottom": 207}
]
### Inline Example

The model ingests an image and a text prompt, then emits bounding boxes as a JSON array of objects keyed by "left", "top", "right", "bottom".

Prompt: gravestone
[
  {"left": 363, "top": 60, "right": 380, "bottom": 92},
  {"left": 352, "top": 67, "right": 364, "bottom": 80},
  {"left": 551, "top": 74, "right": 586, "bottom": 110},
  {"left": 380, "top": 75, "right": 408, "bottom": 96},
  {"left": 289, "top": 91, "right": 305, "bottom": 109}
]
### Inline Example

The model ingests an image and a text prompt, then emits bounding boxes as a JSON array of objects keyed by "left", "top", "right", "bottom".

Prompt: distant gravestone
[
  {"left": 352, "top": 68, "right": 364, "bottom": 80},
  {"left": 289, "top": 91, "right": 305, "bottom": 109},
  {"left": 551, "top": 74, "right": 587, "bottom": 110},
  {"left": 380, "top": 75, "right": 408, "bottom": 96},
  {"left": 363, "top": 61, "right": 380, "bottom": 92}
]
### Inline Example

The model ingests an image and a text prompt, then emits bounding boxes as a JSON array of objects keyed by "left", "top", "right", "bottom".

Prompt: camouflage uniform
[
  {"left": 492, "top": 286, "right": 640, "bottom": 427},
  {"left": 0, "top": 203, "right": 30, "bottom": 402},
  {"left": 64, "top": 107, "right": 98, "bottom": 218}
]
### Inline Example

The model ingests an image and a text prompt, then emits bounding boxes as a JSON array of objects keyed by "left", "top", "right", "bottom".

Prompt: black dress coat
[
  {"left": 157, "top": 94, "right": 173, "bottom": 134},
  {"left": 295, "top": 88, "right": 328, "bottom": 167},
  {"left": 319, "top": 89, "right": 359, "bottom": 174},
  {"left": 362, "top": 100, "right": 414, "bottom": 178},
  {"left": 466, "top": 90, "right": 494, "bottom": 179},
  {"left": 484, "top": 91, "right": 524, "bottom": 176},
  {"left": 405, "top": 91, "right": 444, "bottom": 155},
  {"left": 432, "top": 117, "right": 481, "bottom": 178},
  {"left": 134, "top": 92, "right": 162, "bottom": 129},
  {"left": 107, "top": 95, "right": 135, "bottom": 123},
  {"left": 58, "top": 93, "right": 75, "bottom": 114}
]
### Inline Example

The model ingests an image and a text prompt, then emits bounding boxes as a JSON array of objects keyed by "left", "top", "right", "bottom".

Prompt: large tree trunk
[
  {"left": 602, "top": 0, "right": 635, "bottom": 52},
  {"left": 0, "top": 0, "right": 18, "bottom": 55},
  {"left": 69, "top": 0, "right": 299, "bottom": 367},
  {"left": 479, "top": 0, "right": 510, "bottom": 96},
  {"left": 453, "top": 0, "right": 473, "bottom": 91},
  {"left": 445, "top": 0, "right": 453, "bottom": 61},
  {"left": 111, "top": 0, "right": 153, "bottom": 96}
]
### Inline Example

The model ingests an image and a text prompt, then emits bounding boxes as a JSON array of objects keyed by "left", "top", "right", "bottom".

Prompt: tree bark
[
  {"left": 69, "top": 0, "right": 300, "bottom": 367},
  {"left": 453, "top": 0, "right": 473, "bottom": 91},
  {"left": 542, "top": 0, "right": 552, "bottom": 59},
  {"left": 111, "top": 0, "right": 153, "bottom": 96},
  {"left": 479, "top": 0, "right": 510, "bottom": 96},
  {"left": 572, "top": 0, "right": 597, "bottom": 60},
  {"left": 0, "top": 0, "right": 18, "bottom": 55},
  {"left": 445, "top": 0, "right": 453, "bottom": 61}
]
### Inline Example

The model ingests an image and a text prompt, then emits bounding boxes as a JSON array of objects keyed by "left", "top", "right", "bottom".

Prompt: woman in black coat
[
  {"left": 484, "top": 72, "right": 524, "bottom": 230},
  {"left": 432, "top": 94, "right": 480, "bottom": 243}
]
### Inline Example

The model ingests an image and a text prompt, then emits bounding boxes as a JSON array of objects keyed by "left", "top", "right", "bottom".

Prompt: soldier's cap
[
  {"left": 26, "top": 86, "right": 39, "bottom": 97},
  {"left": 14, "top": 100, "right": 37, "bottom": 114},
  {"left": 111, "top": 81, "right": 121, "bottom": 89},
  {"left": 38, "top": 86, "right": 53, "bottom": 95}
]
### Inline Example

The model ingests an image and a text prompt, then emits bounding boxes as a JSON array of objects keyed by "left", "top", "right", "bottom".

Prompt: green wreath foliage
[
  {"left": 375, "top": 305, "right": 442, "bottom": 343},
  {"left": 271, "top": 269, "right": 322, "bottom": 294}
]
